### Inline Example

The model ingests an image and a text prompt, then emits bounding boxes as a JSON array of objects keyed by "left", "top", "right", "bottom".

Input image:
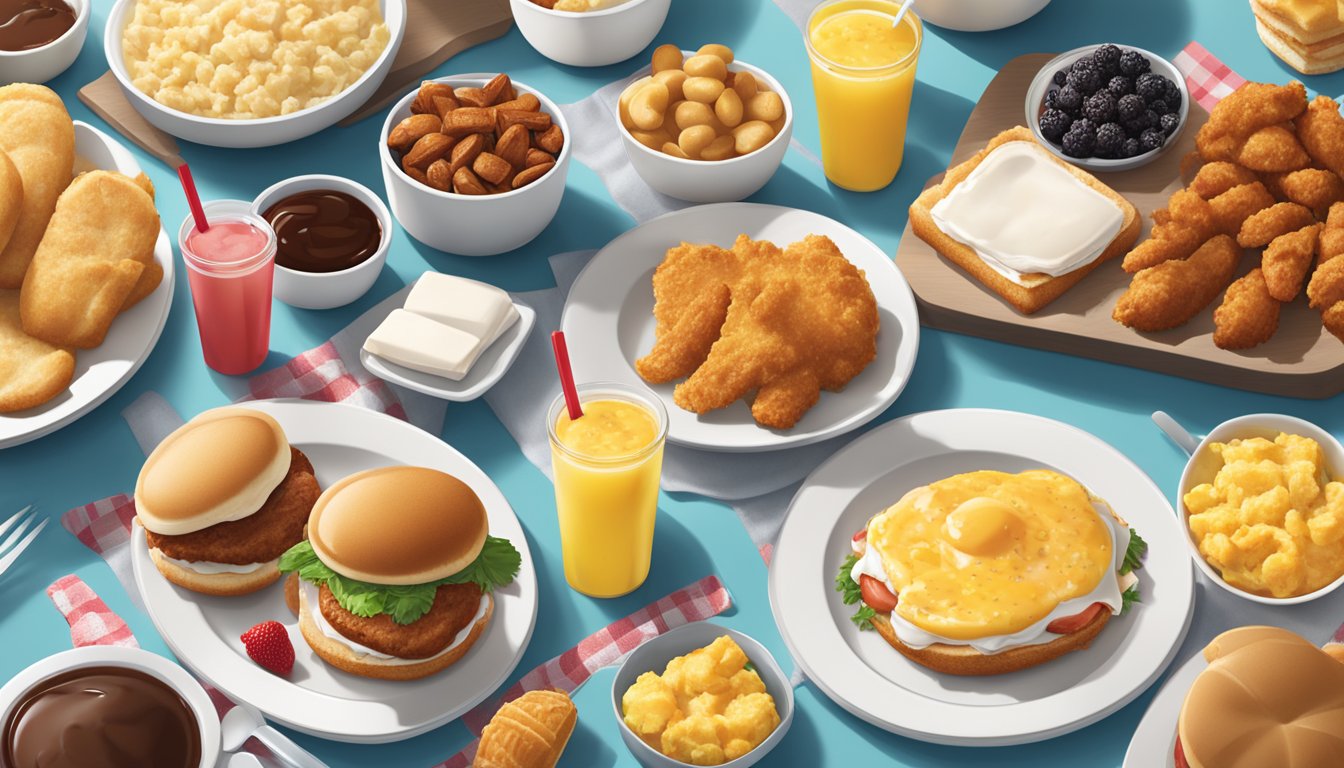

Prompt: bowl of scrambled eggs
[
  {"left": 613, "top": 623, "right": 793, "bottom": 767},
  {"left": 104, "top": 0, "right": 407, "bottom": 147},
  {"left": 1178, "top": 413, "right": 1344, "bottom": 605}
]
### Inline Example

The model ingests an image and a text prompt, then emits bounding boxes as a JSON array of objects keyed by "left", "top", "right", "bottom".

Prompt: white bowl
[
  {"left": 103, "top": 0, "right": 405, "bottom": 148},
  {"left": 914, "top": 0, "right": 1051, "bottom": 31},
  {"left": 251, "top": 174, "right": 391, "bottom": 310},
  {"left": 1176, "top": 413, "right": 1344, "bottom": 606},
  {"left": 510, "top": 0, "right": 670, "bottom": 68},
  {"left": 611, "top": 622, "right": 795, "bottom": 768},
  {"left": 0, "top": 645, "right": 220, "bottom": 768},
  {"left": 1025, "top": 44, "right": 1190, "bottom": 173},
  {"left": 379, "top": 74, "right": 571, "bottom": 256},
  {"left": 0, "top": 0, "right": 88, "bottom": 85},
  {"left": 618, "top": 54, "right": 792, "bottom": 203}
]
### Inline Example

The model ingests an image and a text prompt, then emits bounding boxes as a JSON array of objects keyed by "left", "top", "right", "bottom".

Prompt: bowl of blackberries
[{"left": 1025, "top": 43, "right": 1189, "bottom": 172}]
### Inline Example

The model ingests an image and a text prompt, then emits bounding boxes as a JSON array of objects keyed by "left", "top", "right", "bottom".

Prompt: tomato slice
[
  {"left": 1174, "top": 736, "right": 1190, "bottom": 768},
  {"left": 1045, "top": 602, "right": 1106, "bottom": 635},
  {"left": 852, "top": 528, "right": 867, "bottom": 544},
  {"left": 859, "top": 574, "right": 897, "bottom": 613}
]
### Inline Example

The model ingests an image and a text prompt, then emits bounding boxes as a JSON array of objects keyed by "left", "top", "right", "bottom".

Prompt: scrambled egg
[
  {"left": 622, "top": 636, "right": 780, "bottom": 765},
  {"left": 1184, "top": 433, "right": 1344, "bottom": 598}
]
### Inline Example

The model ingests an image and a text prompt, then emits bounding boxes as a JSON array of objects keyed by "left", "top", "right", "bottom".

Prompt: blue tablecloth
[{"left": 4, "top": 1, "right": 1343, "bottom": 766}]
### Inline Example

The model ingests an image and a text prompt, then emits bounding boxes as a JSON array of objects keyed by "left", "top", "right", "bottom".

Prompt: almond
[
  {"left": 403, "top": 165, "right": 429, "bottom": 185},
  {"left": 495, "top": 124, "right": 529, "bottom": 168},
  {"left": 498, "top": 109, "right": 552, "bottom": 132},
  {"left": 441, "top": 107, "right": 495, "bottom": 137},
  {"left": 432, "top": 95, "right": 459, "bottom": 120},
  {"left": 525, "top": 148, "right": 555, "bottom": 168},
  {"left": 482, "top": 73, "right": 511, "bottom": 106},
  {"left": 450, "top": 133, "right": 486, "bottom": 173},
  {"left": 412, "top": 82, "right": 456, "bottom": 115},
  {"left": 453, "top": 167, "right": 488, "bottom": 195},
  {"left": 403, "top": 132, "right": 455, "bottom": 169},
  {"left": 535, "top": 124, "right": 565, "bottom": 154},
  {"left": 512, "top": 162, "right": 555, "bottom": 189},
  {"left": 473, "top": 152, "right": 512, "bottom": 185},
  {"left": 425, "top": 159, "right": 453, "bottom": 192},
  {"left": 455, "top": 87, "right": 490, "bottom": 108},
  {"left": 388, "top": 113, "right": 442, "bottom": 152},
  {"left": 494, "top": 93, "right": 541, "bottom": 113}
]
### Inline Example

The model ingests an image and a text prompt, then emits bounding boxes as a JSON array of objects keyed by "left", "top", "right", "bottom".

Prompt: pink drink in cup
[{"left": 178, "top": 200, "right": 277, "bottom": 375}]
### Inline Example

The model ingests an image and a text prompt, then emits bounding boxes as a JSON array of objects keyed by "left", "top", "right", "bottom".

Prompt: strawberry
[{"left": 240, "top": 621, "right": 294, "bottom": 676}]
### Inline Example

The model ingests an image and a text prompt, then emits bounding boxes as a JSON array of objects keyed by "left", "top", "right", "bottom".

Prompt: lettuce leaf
[
  {"left": 834, "top": 553, "right": 875, "bottom": 631},
  {"left": 1122, "top": 529, "right": 1148, "bottom": 576},
  {"left": 278, "top": 537, "right": 521, "bottom": 625}
]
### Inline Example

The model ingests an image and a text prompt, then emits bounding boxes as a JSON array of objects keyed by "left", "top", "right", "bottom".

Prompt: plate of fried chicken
[{"left": 561, "top": 203, "right": 919, "bottom": 453}]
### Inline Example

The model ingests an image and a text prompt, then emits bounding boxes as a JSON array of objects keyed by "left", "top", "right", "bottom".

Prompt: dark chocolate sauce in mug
[
  {"left": 0, "top": 0, "right": 76, "bottom": 52},
  {"left": 1, "top": 665, "right": 201, "bottom": 768},
  {"left": 262, "top": 189, "right": 382, "bottom": 273}
]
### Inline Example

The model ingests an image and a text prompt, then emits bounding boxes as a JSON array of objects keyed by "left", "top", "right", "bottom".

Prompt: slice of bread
[
  {"left": 872, "top": 607, "right": 1111, "bottom": 676},
  {"left": 1254, "top": 17, "right": 1344, "bottom": 75},
  {"left": 908, "top": 126, "right": 1141, "bottom": 315}
]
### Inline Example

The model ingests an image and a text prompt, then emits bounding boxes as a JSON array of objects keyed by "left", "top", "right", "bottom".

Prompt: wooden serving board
[{"left": 894, "top": 53, "right": 1344, "bottom": 399}]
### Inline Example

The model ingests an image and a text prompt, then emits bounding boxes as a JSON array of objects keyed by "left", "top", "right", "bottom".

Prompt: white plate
[
  {"left": 1124, "top": 650, "right": 1202, "bottom": 768},
  {"left": 768, "top": 409, "right": 1195, "bottom": 746},
  {"left": 130, "top": 399, "right": 539, "bottom": 743},
  {"left": 0, "top": 121, "right": 174, "bottom": 450},
  {"left": 360, "top": 302, "right": 536, "bottom": 402},
  {"left": 561, "top": 203, "right": 920, "bottom": 453}
]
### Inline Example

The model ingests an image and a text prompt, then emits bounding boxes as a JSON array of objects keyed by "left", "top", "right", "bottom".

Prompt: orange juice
[
  {"left": 806, "top": 0, "right": 923, "bottom": 191},
  {"left": 548, "top": 385, "right": 667, "bottom": 598}
]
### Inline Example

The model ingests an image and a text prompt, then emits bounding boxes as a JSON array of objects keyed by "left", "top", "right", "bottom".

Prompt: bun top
[
  {"left": 1179, "top": 626, "right": 1344, "bottom": 768},
  {"left": 135, "top": 407, "right": 291, "bottom": 536},
  {"left": 309, "top": 467, "right": 487, "bottom": 585}
]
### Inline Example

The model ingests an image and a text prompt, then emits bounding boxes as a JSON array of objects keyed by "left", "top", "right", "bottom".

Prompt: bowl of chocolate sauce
[
  {"left": 0, "top": 645, "right": 218, "bottom": 768},
  {"left": 253, "top": 174, "right": 392, "bottom": 310},
  {"left": 0, "top": 0, "right": 87, "bottom": 86}
]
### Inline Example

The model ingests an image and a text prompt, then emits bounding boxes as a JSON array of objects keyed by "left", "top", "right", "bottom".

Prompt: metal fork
[{"left": 0, "top": 506, "right": 48, "bottom": 578}]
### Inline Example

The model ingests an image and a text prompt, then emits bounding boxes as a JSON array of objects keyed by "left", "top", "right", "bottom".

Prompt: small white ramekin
[
  {"left": 510, "top": 0, "right": 671, "bottom": 68},
  {"left": 0, "top": 0, "right": 88, "bottom": 85}
]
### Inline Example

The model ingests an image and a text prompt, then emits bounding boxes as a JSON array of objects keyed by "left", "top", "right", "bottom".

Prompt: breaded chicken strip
[
  {"left": 635, "top": 242, "right": 739, "bottom": 383},
  {"left": 1235, "top": 124, "right": 1310, "bottom": 173},
  {"left": 1197, "top": 82, "right": 1307, "bottom": 162},
  {"left": 1325, "top": 303, "right": 1344, "bottom": 343},
  {"left": 1214, "top": 269, "right": 1280, "bottom": 350},
  {"left": 1113, "top": 235, "right": 1241, "bottom": 331},
  {"left": 1123, "top": 190, "right": 1218, "bottom": 272},
  {"left": 1295, "top": 95, "right": 1344, "bottom": 177},
  {"left": 1262, "top": 223, "right": 1320, "bottom": 301},
  {"left": 1308, "top": 255, "right": 1344, "bottom": 310},
  {"left": 1237, "top": 202, "right": 1316, "bottom": 248},
  {"left": 1320, "top": 202, "right": 1344, "bottom": 264},
  {"left": 1209, "top": 182, "right": 1276, "bottom": 236},
  {"left": 1267, "top": 169, "right": 1344, "bottom": 218},
  {"left": 1190, "top": 162, "right": 1259, "bottom": 200}
]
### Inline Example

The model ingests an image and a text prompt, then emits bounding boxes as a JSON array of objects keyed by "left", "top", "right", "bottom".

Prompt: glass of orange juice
[
  {"left": 548, "top": 382, "right": 668, "bottom": 598},
  {"left": 805, "top": 0, "right": 924, "bottom": 192}
]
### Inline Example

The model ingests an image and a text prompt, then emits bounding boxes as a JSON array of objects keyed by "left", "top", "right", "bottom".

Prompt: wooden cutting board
[{"left": 894, "top": 53, "right": 1344, "bottom": 399}]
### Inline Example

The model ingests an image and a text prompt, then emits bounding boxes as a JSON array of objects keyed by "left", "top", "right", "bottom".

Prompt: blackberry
[
  {"left": 1124, "top": 113, "right": 1152, "bottom": 136},
  {"left": 1136, "top": 72, "right": 1166, "bottom": 102},
  {"left": 1069, "top": 118, "right": 1097, "bottom": 137},
  {"left": 1062, "top": 125, "right": 1096, "bottom": 158},
  {"left": 1053, "top": 69, "right": 1069, "bottom": 87},
  {"left": 1107, "top": 75, "right": 1133, "bottom": 97},
  {"left": 1066, "top": 59, "right": 1103, "bottom": 94},
  {"left": 1117, "top": 93, "right": 1146, "bottom": 123},
  {"left": 1045, "top": 88, "right": 1058, "bottom": 109},
  {"left": 1118, "top": 49, "right": 1150, "bottom": 77},
  {"left": 1092, "top": 44, "right": 1123, "bottom": 73},
  {"left": 1140, "top": 128, "right": 1166, "bottom": 153},
  {"left": 1056, "top": 84, "right": 1083, "bottom": 113},
  {"left": 1095, "top": 122, "right": 1126, "bottom": 157},
  {"left": 1083, "top": 90, "right": 1117, "bottom": 122},
  {"left": 1149, "top": 98, "right": 1170, "bottom": 116},
  {"left": 1039, "top": 108, "right": 1073, "bottom": 142},
  {"left": 1122, "top": 138, "right": 1142, "bottom": 158},
  {"left": 1160, "top": 112, "right": 1181, "bottom": 136},
  {"left": 1163, "top": 80, "right": 1182, "bottom": 110}
]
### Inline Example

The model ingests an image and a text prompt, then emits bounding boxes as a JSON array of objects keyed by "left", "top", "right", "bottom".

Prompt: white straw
[{"left": 892, "top": 0, "right": 915, "bottom": 27}]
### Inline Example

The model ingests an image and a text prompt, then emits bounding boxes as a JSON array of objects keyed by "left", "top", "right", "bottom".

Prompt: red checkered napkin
[
  {"left": 435, "top": 575, "right": 733, "bottom": 768},
  {"left": 1174, "top": 41, "right": 1248, "bottom": 113},
  {"left": 246, "top": 340, "right": 407, "bottom": 420}
]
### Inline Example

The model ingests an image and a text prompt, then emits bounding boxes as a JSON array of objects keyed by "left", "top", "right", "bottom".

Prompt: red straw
[
  {"left": 551, "top": 331, "right": 583, "bottom": 421},
  {"left": 177, "top": 163, "right": 209, "bottom": 233}
]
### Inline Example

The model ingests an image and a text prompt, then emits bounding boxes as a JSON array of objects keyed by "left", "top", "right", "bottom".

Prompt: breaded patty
[
  {"left": 146, "top": 447, "right": 318, "bottom": 564},
  {"left": 319, "top": 582, "right": 484, "bottom": 659}
]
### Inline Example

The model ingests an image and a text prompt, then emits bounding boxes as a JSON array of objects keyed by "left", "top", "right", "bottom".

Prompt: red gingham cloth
[
  {"left": 435, "top": 575, "right": 732, "bottom": 768},
  {"left": 245, "top": 340, "right": 407, "bottom": 420},
  {"left": 1173, "top": 41, "right": 1248, "bottom": 113},
  {"left": 46, "top": 575, "right": 139, "bottom": 648}
]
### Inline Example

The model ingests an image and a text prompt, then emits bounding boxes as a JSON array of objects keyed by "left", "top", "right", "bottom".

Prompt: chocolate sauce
[
  {"left": 1, "top": 666, "right": 201, "bottom": 768},
  {"left": 262, "top": 189, "right": 382, "bottom": 274},
  {"left": 0, "top": 0, "right": 75, "bottom": 52}
]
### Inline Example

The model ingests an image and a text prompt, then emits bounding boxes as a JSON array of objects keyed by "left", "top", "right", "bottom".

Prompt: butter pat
[
  {"left": 930, "top": 141, "right": 1124, "bottom": 285},
  {"left": 404, "top": 273, "right": 519, "bottom": 345},
  {"left": 363, "top": 310, "right": 485, "bottom": 381}
]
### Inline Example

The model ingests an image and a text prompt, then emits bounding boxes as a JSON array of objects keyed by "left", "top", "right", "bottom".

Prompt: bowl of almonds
[
  {"left": 379, "top": 73, "right": 570, "bottom": 256},
  {"left": 617, "top": 44, "right": 792, "bottom": 203}
]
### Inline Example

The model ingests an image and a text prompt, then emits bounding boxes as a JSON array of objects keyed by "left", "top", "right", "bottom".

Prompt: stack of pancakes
[{"left": 1253, "top": 0, "right": 1344, "bottom": 74}]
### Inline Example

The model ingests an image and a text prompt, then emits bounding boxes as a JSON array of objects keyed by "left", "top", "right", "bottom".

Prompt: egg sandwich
[
  {"left": 278, "top": 466, "right": 521, "bottom": 681},
  {"left": 1252, "top": 0, "right": 1344, "bottom": 75},
  {"left": 836, "top": 469, "right": 1147, "bottom": 676}
]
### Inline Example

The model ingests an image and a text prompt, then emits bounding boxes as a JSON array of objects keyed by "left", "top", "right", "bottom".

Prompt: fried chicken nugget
[
  {"left": 1262, "top": 223, "right": 1320, "bottom": 301},
  {"left": 1190, "top": 161, "right": 1259, "bottom": 199},
  {"left": 1197, "top": 82, "right": 1307, "bottom": 162},
  {"left": 1237, "top": 202, "right": 1316, "bottom": 248},
  {"left": 1213, "top": 269, "right": 1280, "bottom": 350},
  {"left": 1308, "top": 255, "right": 1344, "bottom": 310},
  {"left": 1268, "top": 168, "right": 1344, "bottom": 218},
  {"left": 1209, "top": 182, "right": 1276, "bottom": 236},
  {"left": 1324, "top": 302, "right": 1344, "bottom": 343},
  {"left": 1122, "top": 190, "right": 1218, "bottom": 272},
  {"left": 635, "top": 242, "right": 738, "bottom": 384},
  {"left": 1113, "top": 235, "right": 1241, "bottom": 331},
  {"left": 1294, "top": 95, "right": 1344, "bottom": 177},
  {"left": 1235, "top": 124, "right": 1310, "bottom": 173},
  {"left": 1319, "top": 202, "right": 1344, "bottom": 264}
]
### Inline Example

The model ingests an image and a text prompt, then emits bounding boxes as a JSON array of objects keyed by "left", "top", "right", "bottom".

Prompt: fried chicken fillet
[
  {"left": 1113, "top": 235, "right": 1242, "bottom": 331},
  {"left": 1214, "top": 268, "right": 1281, "bottom": 349}
]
